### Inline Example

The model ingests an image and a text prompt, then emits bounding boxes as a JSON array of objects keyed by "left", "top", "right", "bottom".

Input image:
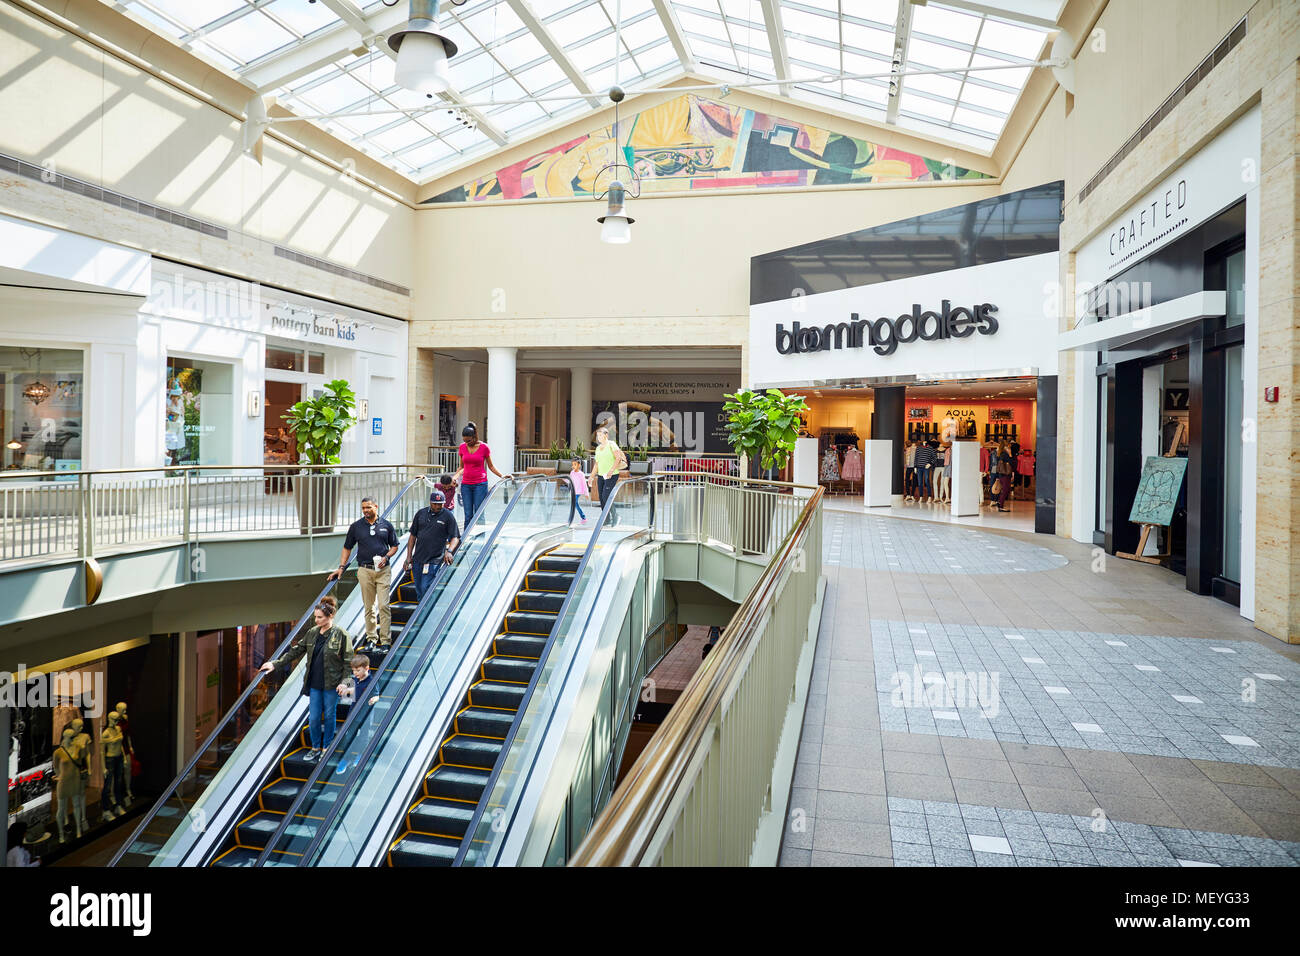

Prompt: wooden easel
[{"left": 1117, "top": 420, "right": 1186, "bottom": 565}]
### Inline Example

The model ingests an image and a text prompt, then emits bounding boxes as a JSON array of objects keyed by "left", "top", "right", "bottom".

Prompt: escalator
[
  {"left": 386, "top": 545, "right": 585, "bottom": 866},
  {"left": 209, "top": 569, "right": 422, "bottom": 866}
]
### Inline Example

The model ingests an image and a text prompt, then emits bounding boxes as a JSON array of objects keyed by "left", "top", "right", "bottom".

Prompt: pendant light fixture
[
  {"left": 388, "top": 0, "right": 460, "bottom": 96},
  {"left": 594, "top": 2, "right": 639, "bottom": 244},
  {"left": 21, "top": 349, "right": 50, "bottom": 405}
]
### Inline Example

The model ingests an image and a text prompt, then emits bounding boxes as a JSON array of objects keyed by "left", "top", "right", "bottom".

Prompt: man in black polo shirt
[
  {"left": 406, "top": 490, "right": 460, "bottom": 600},
  {"left": 329, "top": 496, "right": 399, "bottom": 647}
]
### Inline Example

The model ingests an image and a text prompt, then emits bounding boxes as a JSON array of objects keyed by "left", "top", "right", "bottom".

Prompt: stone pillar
[
  {"left": 520, "top": 373, "right": 534, "bottom": 448},
  {"left": 454, "top": 361, "right": 474, "bottom": 441},
  {"left": 486, "top": 347, "right": 517, "bottom": 476},
  {"left": 1256, "top": 55, "right": 1300, "bottom": 642},
  {"left": 570, "top": 366, "right": 593, "bottom": 450}
]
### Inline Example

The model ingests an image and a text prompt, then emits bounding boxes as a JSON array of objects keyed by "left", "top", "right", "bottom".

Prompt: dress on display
[
  {"left": 840, "top": 447, "right": 863, "bottom": 482},
  {"left": 819, "top": 449, "right": 840, "bottom": 482}
]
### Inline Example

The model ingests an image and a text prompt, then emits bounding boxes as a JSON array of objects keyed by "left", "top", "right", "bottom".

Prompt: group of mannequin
[
  {"left": 902, "top": 439, "right": 953, "bottom": 503},
  {"left": 51, "top": 702, "right": 133, "bottom": 842}
]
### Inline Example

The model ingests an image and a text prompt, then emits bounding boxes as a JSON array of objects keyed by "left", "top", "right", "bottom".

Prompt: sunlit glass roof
[{"left": 118, "top": 0, "right": 1061, "bottom": 184}]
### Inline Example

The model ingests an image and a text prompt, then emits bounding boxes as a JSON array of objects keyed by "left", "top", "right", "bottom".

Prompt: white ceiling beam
[
  {"left": 916, "top": 0, "right": 1062, "bottom": 31},
  {"left": 650, "top": 0, "right": 696, "bottom": 73},
  {"left": 886, "top": 2, "right": 914, "bottom": 125},
  {"left": 507, "top": 0, "right": 603, "bottom": 108},
  {"left": 370, "top": 47, "right": 511, "bottom": 148},
  {"left": 317, "top": 0, "right": 372, "bottom": 37},
  {"left": 758, "top": 0, "right": 791, "bottom": 97},
  {"left": 243, "top": 2, "right": 409, "bottom": 91}
]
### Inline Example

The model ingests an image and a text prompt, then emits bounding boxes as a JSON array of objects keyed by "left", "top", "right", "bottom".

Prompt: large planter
[
  {"left": 294, "top": 472, "right": 342, "bottom": 534},
  {"left": 629, "top": 461, "right": 650, "bottom": 476}
]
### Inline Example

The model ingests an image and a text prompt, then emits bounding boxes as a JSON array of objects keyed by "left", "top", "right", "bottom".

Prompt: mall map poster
[{"left": 1128, "top": 456, "right": 1189, "bottom": 526}]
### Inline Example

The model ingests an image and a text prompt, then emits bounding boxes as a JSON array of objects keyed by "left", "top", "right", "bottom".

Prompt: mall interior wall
[
  {"left": 1051, "top": 0, "right": 1299, "bottom": 642},
  {"left": 0, "top": 0, "right": 416, "bottom": 316}
]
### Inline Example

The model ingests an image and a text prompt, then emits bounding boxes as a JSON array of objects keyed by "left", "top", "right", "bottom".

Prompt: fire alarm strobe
[{"left": 1264, "top": 386, "right": 1279, "bottom": 403}]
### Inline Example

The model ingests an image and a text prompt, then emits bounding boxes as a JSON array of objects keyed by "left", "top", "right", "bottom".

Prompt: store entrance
[{"left": 263, "top": 380, "right": 301, "bottom": 465}]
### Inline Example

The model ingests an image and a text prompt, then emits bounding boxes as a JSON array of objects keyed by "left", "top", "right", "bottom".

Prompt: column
[
  {"left": 454, "top": 361, "right": 474, "bottom": 441},
  {"left": 486, "top": 347, "right": 517, "bottom": 476},
  {"left": 871, "top": 385, "right": 906, "bottom": 499},
  {"left": 570, "top": 366, "right": 592, "bottom": 449},
  {"left": 520, "top": 373, "right": 534, "bottom": 448},
  {"left": 1035, "top": 375, "right": 1058, "bottom": 535}
]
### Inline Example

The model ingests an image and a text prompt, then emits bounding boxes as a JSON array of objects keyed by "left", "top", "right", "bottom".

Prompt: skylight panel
[
  {"left": 952, "top": 105, "right": 1006, "bottom": 135},
  {"left": 691, "top": 38, "right": 740, "bottom": 69},
  {"left": 370, "top": 121, "right": 433, "bottom": 153},
  {"left": 906, "top": 71, "right": 963, "bottom": 101},
  {"left": 548, "top": 5, "right": 612, "bottom": 46},
  {"left": 782, "top": 7, "right": 839, "bottom": 43},
  {"left": 674, "top": 8, "right": 725, "bottom": 42},
  {"left": 968, "top": 53, "right": 1030, "bottom": 89},
  {"left": 785, "top": 36, "right": 839, "bottom": 72},
  {"left": 492, "top": 32, "right": 548, "bottom": 71},
  {"left": 515, "top": 59, "right": 569, "bottom": 93},
  {"left": 598, "top": 0, "right": 655, "bottom": 18},
  {"left": 910, "top": 4, "right": 982, "bottom": 45},
  {"left": 204, "top": 11, "right": 297, "bottom": 65},
  {"left": 491, "top": 101, "right": 550, "bottom": 130},
  {"left": 531, "top": 0, "right": 587, "bottom": 18},
  {"left": 899, "top": 90, "right": 954, "bottom": 122},
  {"left": 629, "top": 40, "right": 679, "bottom": 74},
  {"left": 959, "top": 82, "right": 1017, "bottom": 113},
  {"left": 189, "top": 39, "right": 241, "bottom": 70},
  {"left": 458, "top": 3, "right": 526, "bottom": 43},
  {"left": 907, "top": 38, "right": 973, "bottom": 71},
  {"left": 977, "top": 19, "right": 1048, "bottom": 59},
  {"left": 449, "top": 52, "right": 504, "bottom": 93},
  {"left": 617, "top": 14, "right": 667, "bottom": 51},
  {"left": 568, "top": 35, "right": 619, "bottom": 71},
  {"left": 139, "top": 0, "right": 245, "bottom": 33},
  {"left": 351, "top": 53, "right": 397, "bottom": 92},
  {"left": 299, "top": 71, "right": 374, "bottom": 112},
  {"left": 840, "top": 21, "right": 894, "bottom": 57},
  {"left": 264, "top": 0, "right": 342, "bottom": 38}
]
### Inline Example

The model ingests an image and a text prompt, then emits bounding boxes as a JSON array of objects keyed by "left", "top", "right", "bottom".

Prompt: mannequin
[
  {"left": 68, "top": 718, "right": 90, "bottom": 833},
  {"left": 114, "top": 702, "right": 133, "bottom": 803},
  {"left": 101, "top": 712, "right": 125, "bottom": 820},
  {"left": 51, "top": 727, "right": 84, "bottom": 842}
]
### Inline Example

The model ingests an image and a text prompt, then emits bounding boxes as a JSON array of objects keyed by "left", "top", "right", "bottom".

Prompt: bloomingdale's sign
[{"left": 775, "top": 300, "right": 999, "bottom": 357}]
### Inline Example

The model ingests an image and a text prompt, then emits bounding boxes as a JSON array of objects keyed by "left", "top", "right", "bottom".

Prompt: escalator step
[
  {"left": 258, "top": 777, "right": 342, "bottom": 814},
  {"left": 440, "top": 735, "right": 504, "bottom": 769},
  {"left": 493, "top": 634, "right": 546, "bottom": 658},
  {"left": 424, "top": 765, "right": 491, "bottom": 802},
  {"left": 211, "top": 846, "right": 261, "bottom": 867},
  {"left": 235, "top": 811, "right": 316, "bottom": 850},
  {"left": 389, "top": 833, "right": 458, "bottom": 867},
  {"left": 535, "top": 555, "right": 582, "bottom": 573},
  {"left": 524, "top": 570, "right": 574, "bottom": 592},
  {"left": 390, "top": 602, "right": 418, "bottom": 623},
  {"left": 281, "top": 748, "right": 319, "bottom": 780},
  {"left": 515, "top": 590, "right": 566, "bottom": 613},
  {"left": 456, "top": 707, "right": 515, "bottom": 738},
  {"left": 504, "top": 610, "right": 557, "bottom": 635},
  {"left": 468, "top": 681, "right": 526, "bottom": 710},
  {"left": 408, "top": 798, "right": 475, "bottom": 838},
  {"left": 481, "top": 655, "right": 538, "bottom": 682}
]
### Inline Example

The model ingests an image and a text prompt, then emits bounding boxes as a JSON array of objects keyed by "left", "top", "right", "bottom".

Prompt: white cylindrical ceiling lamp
[
  {"left": 389, "top": 0, "right": 458, "bottom": 95},
  {"left": 598, "top": 180, "right": 634, "bottom": 244}
]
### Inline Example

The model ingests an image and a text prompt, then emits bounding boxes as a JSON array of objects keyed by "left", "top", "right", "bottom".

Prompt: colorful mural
[{"left": 424, "top": 94, "right": 989, "bottom": 203}]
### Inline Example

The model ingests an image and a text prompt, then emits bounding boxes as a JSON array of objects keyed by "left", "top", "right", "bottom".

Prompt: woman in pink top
[{"left": 452, "top": 422, "right": 505, "bottom": 527}]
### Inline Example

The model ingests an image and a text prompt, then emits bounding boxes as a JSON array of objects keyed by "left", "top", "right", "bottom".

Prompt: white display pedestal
[
  {"left": 950, "top": 441, "right": 981, "bottom": 517},
  {"left": 862, "top": 439, "right": 893, "bottom": 507},
  {"left": 792, "top": 436, "right": 819, "bottom": 497}
]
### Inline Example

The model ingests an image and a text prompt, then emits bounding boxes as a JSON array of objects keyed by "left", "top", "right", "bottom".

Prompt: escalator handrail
[
  {"left": 108, "top": 474, "right": 430, "bottom": 867},
  {"left": 274, "top": 474, "right": 574, "bottom": 867},
  {"left": 451, "top": 475, "right": 655, "bottom": 866}
]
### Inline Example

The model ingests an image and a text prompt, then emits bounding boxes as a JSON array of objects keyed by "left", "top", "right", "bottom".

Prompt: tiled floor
[
  {"left": 823, "top": 510, "right": 1066, "bottom": 574},
  {"left": 824, "top": 494, "right": 1037, "bottom": 534},
  {"left": 781, "top": 511, "right": 1300, "bottom": 868}
]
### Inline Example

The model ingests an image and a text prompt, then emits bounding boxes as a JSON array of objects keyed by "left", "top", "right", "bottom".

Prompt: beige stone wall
[
  {"left": 1056, "top": 0, "right": 1300, "bottom": 642},
  {"left": 0, "top": 1, "right": 415, "bottom": 315}
]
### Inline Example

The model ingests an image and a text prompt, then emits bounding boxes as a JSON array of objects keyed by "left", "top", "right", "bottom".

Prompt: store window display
[{"left": 1, "top": 346, "right": 83, "bottom": 473}]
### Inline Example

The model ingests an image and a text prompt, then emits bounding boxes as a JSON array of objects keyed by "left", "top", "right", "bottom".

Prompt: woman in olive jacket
[{"left": 259, "top": 599, "right": 353, "bottom": 762}]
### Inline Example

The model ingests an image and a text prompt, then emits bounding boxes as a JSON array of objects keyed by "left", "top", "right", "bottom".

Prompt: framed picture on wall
[
  {"left": 990, "top": 408, "right": 1015, "bottom": 421},
  {"left": 908, "top": 407, "right": 930, "bottom": 420}
]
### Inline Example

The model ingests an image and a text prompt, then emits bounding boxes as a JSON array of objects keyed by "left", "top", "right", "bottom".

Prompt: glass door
[{"left": 1220, "top": 345, "right": 1244, "bottom": 583}]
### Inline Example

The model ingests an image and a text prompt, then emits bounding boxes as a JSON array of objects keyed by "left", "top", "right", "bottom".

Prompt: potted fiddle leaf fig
[
  {"left": 721, "top": 388, "right": 808, "bottom": 554},
  {"left": 283, "top": 378, "right": 358, "bottom": 532}
]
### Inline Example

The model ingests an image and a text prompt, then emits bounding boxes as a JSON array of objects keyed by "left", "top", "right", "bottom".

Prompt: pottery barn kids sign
[{"left": 268, "top": 308, "right": 358, "bottom": 343}]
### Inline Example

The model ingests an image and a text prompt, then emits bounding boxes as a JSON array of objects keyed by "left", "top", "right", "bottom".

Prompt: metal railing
[
  {"left": 0, "top": 464, "right": 429, "bottom": 567},
  {"left": 568, "top": 474, "right": 824, "bottom": 866},
  {"left": 426, "top": 445, "right": 461, "bottom": 473},
  {"left": 514, "top": 448, "right": 740, "bottom": 476}
]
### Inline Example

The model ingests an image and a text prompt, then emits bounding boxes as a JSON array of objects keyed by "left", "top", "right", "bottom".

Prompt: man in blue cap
[{"left": 406, "top": 489, "right": 460, "bottom": 600}]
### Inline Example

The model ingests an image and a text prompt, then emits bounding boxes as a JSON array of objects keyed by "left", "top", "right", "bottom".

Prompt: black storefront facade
[{"left": 1068, "top": 105, "right": 1258, "bottom": 613}]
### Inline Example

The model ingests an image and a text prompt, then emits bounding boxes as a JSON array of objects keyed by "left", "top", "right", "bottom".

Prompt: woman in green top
[
  {"left": 589, "top": 425, "right": 627, "bottom": 517},
  {"left": 258, "top": 599, "right": 353, "bottom": 762}
]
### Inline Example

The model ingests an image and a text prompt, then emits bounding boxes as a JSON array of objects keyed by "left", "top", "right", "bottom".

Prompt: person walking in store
[
  {"left": 590, "top": 425, "right": 628, "bottom": 523},
  {"left": 329, "top": 496, "right": 399, "bottom": 649},
  {"left": 994, "top": 440, "right": 1014, "bottom": 512},
  {"left": 903, "top": 439, "right": 917, "bottom": 501},
  {"left": 406, "top": 490, "right": 459, "bottom": 600},
  {"left": 568, "top": 459, "right": 590, "bottom": 523},
  {"left": 453, "top": 422, "right": 505, "bottom": 529},
  {"left": 912, "top": 440, "right": 938, "bottom": 503},
  {"left": 258, "top": 600, "right": 353, "bottom": 763}
]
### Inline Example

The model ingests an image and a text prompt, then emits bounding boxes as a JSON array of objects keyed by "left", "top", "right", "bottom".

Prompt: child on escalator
[{"left": 335, "top": 653, "right": 380, "bottom": 776}]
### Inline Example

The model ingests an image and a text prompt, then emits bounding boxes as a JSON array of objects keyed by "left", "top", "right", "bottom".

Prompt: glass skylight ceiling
[{"left": 119, "top": 0, "right": 1057, "bottom": 183}]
